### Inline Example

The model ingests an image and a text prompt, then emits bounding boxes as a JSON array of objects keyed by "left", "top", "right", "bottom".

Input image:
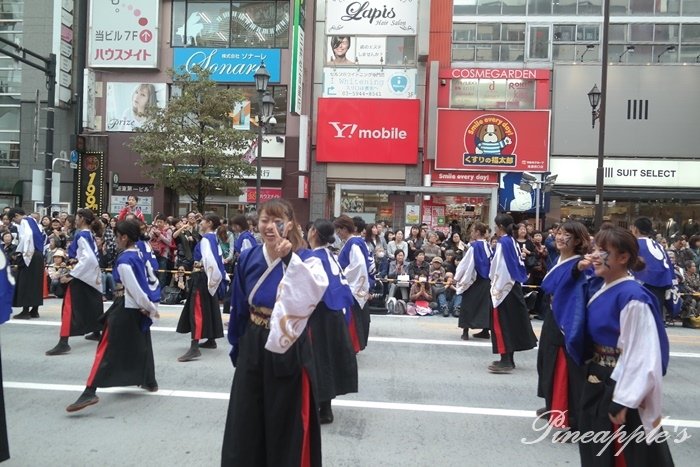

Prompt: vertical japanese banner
[
  {"left": 289, "top": 0, "right": 306, "bottom": 114},
  {"left": 77, "top": 152, "right": 105, "bottom": 212},
  {"left": 88, "top": 0, "right": 160, "bottom": 68}
]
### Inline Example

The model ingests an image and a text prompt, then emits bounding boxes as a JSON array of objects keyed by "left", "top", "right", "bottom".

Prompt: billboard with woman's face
[{"left": 105, "top": 82, "right": 168, "bottom": 132}]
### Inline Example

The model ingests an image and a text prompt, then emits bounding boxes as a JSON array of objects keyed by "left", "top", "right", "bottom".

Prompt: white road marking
[
  {"left": 4, "top": 381, "right": 700, "bottom": 429},
  {"left": 369, "top": 336, "right": 491, "bottom": 347},
  {"left": 6, "top": 320, "right": 700, "bottom": 357}
]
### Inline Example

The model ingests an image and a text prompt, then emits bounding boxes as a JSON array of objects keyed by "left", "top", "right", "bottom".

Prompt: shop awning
[{"left": 554, "top": 185, "right": 700, "bottom": 201}]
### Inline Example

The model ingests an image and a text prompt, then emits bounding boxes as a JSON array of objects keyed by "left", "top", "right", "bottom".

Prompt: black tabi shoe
[
  {"left": 198, "top": 339, "right": 217, "bottom": 349},
  {"left": 472, "top": 330, "right": 490, "bottom": 339},
  {"left": 66, "top": 389, "right": 99, "bottom": 413},
  {"left": 177, "top": 344, "right": 202, "bottom": 362},
  {"left": 84, "top": 332, "right": 101, "bottom": 341},
  {"left": 488, "top": 361, "right": 515, "bottom": 374},
  {"left": 29, "top": 310, "right": 40, "bottom": 319},
  {"left": 460, "top": 330, "right": 470, "bottom": 341},
  {"left": 141, "top": 384, "right": 159, "bottom": 393},
  {"left": 45, "top": 342, "right": 71, "bottom": 356},
  {"left": 13, "top": 310, "right": 31, "bottom": 320}
]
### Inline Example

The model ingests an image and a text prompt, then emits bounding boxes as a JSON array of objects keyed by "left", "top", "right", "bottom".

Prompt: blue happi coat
[{"left": 587, "top": 278, "right": 669, "bottom": 375}]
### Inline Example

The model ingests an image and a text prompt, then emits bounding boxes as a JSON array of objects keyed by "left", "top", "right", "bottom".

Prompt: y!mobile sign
[
  {"left": 435, "top": 109, "right": 551, "bottom": 173},
  {"left": 88, "top": 0, "right": 159, "bottom": 68},
  {"left": 316, "top": 98, "right": 419, "bottom": 164},
  {"left": 326, "top": 0, "right": 418, "bottom": 36}
]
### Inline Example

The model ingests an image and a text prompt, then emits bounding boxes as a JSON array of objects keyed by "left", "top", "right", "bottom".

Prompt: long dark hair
[
  {"left": 115, "top": 220, "right": 140, "bottom": 245},
  {"left": 364, "top": 223, "right": 376, "bottom": 244},
  {"left": 494, "top": 213, "right": 516, "bottom": 237},
  {"left": 313, "top": 219, "right": 336, "bottom": 246},
  {"left": 77, "top": 208, "right": 103, "bottom": 237},
  {"left": 203, "top": 213, "right": 221, "bottom": 231}
]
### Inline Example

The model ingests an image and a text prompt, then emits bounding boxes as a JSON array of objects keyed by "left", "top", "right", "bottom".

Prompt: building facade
[{"left": 0, "top": 0, "right": 77, "bottom": 214}]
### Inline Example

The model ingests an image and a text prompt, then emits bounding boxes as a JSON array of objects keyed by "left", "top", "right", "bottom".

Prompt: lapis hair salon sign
[
  {"left": 173, "top": 48, "right": 281, "bottom": 83},
  {"left": 326, "top": 0, "right": 418, "bottom": 36}
]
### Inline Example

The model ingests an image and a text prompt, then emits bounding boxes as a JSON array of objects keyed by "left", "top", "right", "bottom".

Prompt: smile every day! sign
[{"left": 172, "top": 48, "right": 281, "bottom": 83}]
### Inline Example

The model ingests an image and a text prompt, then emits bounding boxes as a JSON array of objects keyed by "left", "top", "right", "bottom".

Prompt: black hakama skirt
[
  {"left": 536, "top": 310, "right": 584, "bottom": 430},
  {"left": 458, "top": 276, "right": 492, "bottom": 330},
  {"left": 0, "top": 344, "right": 9, "bottom": 462},
  {"left": 176, "top": 271, "right": 224, "bottom": 340},
  {"left": 350, "top": 301, "right": 370, "bottom": 352},
  {"left": 60, "top": 278, "right": 103, "bottom": 337},
  {"left": 578, "top": 362, "right": 674, "bottom": 467},
  {"left": 490, "top": 283, "right": 538, "bottom": 354},
  {"left": 308, "top": 304, "right": 358, "bottom": 403},
  {"left": 12, "top": 250, "right": 44, "bottom": 308},
  {"left": 86, "top": 297, "right": 157, "bottom": 389},
  {"left": 222, "top": 323, "right": 321, "bottom": 467}
]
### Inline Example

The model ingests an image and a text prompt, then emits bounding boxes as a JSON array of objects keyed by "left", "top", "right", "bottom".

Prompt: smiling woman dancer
[
  {"left": 66, "top": 220, "right": 159, "bottom": 412},
  {"left": 536, "top": 221, "right": 589, "bottom": 435},
  {"left": 46, "top": 209, "right": 104, "bottom": 356},
  {"left": 577, "top": 224, "right": 673, "bottom": 466},
  {"left": 223, "top": 199, "right": 328, "bottom": 467}
]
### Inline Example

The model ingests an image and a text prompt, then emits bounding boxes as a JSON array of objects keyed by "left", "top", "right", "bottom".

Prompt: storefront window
[
  {"left": 336, "top": 191, "right": 493, "bottom": 233},
  {"left": 557, "top": 198, "right": 700, "bottom": 234},
  {"left": 172, "top": 0, "right": 289, "bottom": 48},
  {"left": 450, "top": 77, "right": 536, "bottom": 109}
]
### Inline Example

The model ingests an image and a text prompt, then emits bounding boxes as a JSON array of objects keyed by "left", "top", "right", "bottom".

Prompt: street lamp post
[
  {"left": 253, "top": 62, "right": 274, "bottom": 212},
  {"left": 589, "top": 0, "right": 611, "bottom": 230}
]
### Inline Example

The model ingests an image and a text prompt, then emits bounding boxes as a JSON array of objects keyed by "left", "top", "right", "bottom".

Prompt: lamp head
[
  {"left": 519, "top": 182, "right": 533, "bottom": 193},
  {"left": 521, "top": 171, "right": 537, "bottom": 182},
  {"left": 261, "top": 91, "right": 275, "bottom": 119},
  {"left": 254, "top": 61, "right": 270, "bottom": 93},
  {"left": 588, "top": 84, "right": 601, "bottom": 109}
]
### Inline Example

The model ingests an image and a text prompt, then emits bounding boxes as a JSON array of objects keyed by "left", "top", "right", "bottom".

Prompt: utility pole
[{"left": 0, "top": 36, "right": 56, "bottom": 214}]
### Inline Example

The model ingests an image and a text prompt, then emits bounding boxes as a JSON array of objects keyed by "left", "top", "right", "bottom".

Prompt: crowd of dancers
[{"left": 0, "top": 202, "right": 680, "bottom": 466}]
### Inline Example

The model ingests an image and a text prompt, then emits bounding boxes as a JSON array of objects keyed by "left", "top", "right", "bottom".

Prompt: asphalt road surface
[{"left": 2, "top": 299, "right": 699, "bottom": 466}]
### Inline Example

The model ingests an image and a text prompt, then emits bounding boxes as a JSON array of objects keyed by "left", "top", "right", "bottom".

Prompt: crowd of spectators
[
  {"left": 664, "top": 234, "right": 700, "bottom": 327},
  {"left": 366, "top": 220, "right": 555, "bottom": 318},
  {"left": 0, "top": 204, "right": 262, "bottom": 305}
]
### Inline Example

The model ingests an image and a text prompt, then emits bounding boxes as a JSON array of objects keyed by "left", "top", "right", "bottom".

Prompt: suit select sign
[
  {"left": 435, "top": 109, "right": 551, "bottom": 173},
  {"left": 316, "top": 98, "right": 419, "bottom": 164}
]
